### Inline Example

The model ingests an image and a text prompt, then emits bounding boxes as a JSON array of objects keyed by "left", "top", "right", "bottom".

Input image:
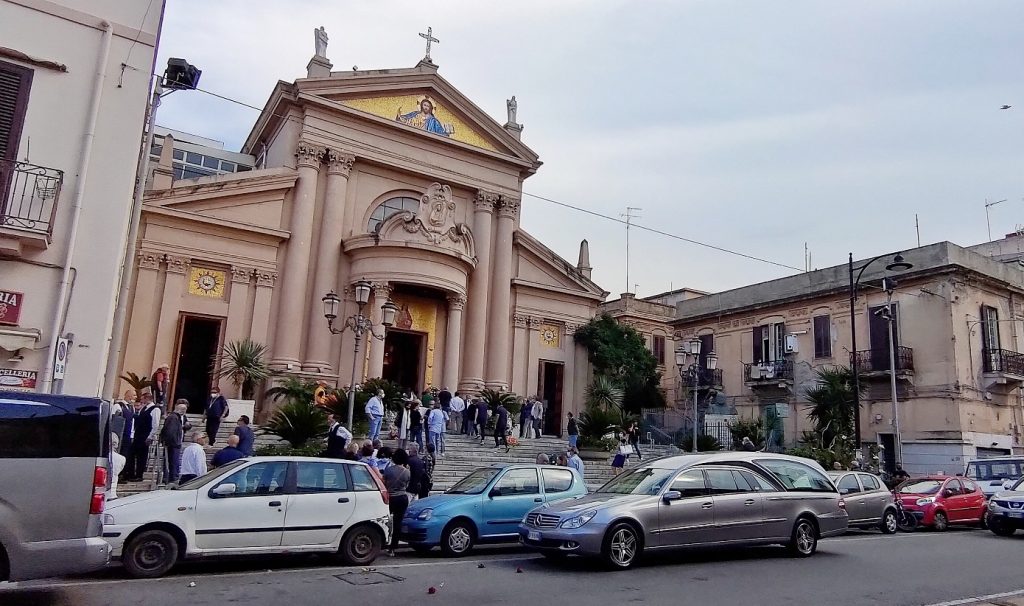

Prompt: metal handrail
[
  {"left": 1, "top": 158, "right": 63, "bottom": 236},
  {"left": 983, "top": 348, "right": 1024, "bottom": 376},
  {"left": 851, "top": 346, "right": 914, "bottom": 373}
]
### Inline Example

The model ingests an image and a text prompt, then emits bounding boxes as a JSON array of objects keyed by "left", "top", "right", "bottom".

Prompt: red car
[{"left": 896, "top": 476, "right": 987, "bottom": 530}]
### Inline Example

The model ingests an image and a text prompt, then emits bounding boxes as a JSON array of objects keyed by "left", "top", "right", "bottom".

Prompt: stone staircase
[{"left": 117, "top": 422, "right": 679, "bottom": 496}]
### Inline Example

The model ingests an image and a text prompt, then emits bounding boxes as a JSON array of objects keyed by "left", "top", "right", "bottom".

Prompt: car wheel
[
  {"left": 440, "top": 521, "right": 475, "bottom": 557},
  {"left": 880, "top": 510, "right": 898, "bottom": 535},
  {"left": 410, "top": 544, "right": 433, "bottom": 555},
  {"left": 990, "top": 517, "right": 1016, "bottom": 537},
  {"left": 602, "top": 523, "right": 641, "bottom": 570},
  {"left": 123, "top": 529, "right": 179, "bottom": 579},
  {"left": 339, "top": 525, "right": 382, "bottom": 566},
  {"left": 787, "top": 517, "right": 818, "bottom": 557},
  {"left": 932, "top": 512, "right": 949, "bottom": 532}
]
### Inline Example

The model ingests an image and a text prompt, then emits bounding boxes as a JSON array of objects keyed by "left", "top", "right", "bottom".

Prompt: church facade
[{"left": 118, "top": 48, "right": 607, "bottom": 431}]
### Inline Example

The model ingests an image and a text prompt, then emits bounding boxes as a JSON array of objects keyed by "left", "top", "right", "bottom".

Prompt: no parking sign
[{"left": 54, "top": 338, "right": 69, "bottom": 380}]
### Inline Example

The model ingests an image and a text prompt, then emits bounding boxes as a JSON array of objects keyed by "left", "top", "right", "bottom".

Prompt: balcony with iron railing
[
  {"left": 743, "top": 360, "right": 794, "bottom": 386},
  {"left": 983, "top": 348, "right": 1024, "bottom": 381},
  {"left": 1, "top": 158, "right": 63, "bottom": 254},
  {"left": 851, "top": 346, "right": 915, "bottom": 376},
  {"left": 681, "top": 367, "right": 723, "bottom": 390}
]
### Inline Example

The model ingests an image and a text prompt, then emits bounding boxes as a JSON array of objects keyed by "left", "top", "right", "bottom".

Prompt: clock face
[
  {"left": 189, "top": 268, "right": 226, "bottom": 298},
  {"left": 539, "top": 325, "right": 560, "bottom": 347}
]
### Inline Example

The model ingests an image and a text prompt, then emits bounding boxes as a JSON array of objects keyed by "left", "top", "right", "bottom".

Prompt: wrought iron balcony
[
  {"left": 1, "top": 158, "right": 63, "bottom": 238},
  {"left": 681, "top": 367, "right": 723, "bottom": 390},
  {"left": 743, "top": 360, "right": 794, "bottom": 384},
  {"left": 983, "top": 348, "right": 1024, "bottom": 378},
  {"left": 852, "top": 346, "right": 915, "bottom": 375}
]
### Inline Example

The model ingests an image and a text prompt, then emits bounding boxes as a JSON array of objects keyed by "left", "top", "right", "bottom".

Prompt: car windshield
[
  {"left": 966, "top": 460, "right": 1023, "bottom": 481},
  {"left": 447, "top": 468, "right": 501, "bottom": 494},
  {"left": 175, "top": 460, "right": 247, "bottom": 490},
  {"left": 899, "top": 479, "right": 943, "bottom": 495},
  {"left": 596, "top": 467, "right": 675, "bottom": 495},
  {"left": 1012, "top": 478, "right": 1024, "bottom": 491}
]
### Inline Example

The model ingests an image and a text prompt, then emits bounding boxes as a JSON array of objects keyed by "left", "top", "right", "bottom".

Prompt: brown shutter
[
  {"left": 752, "top": 325, "right": 763, "bottom": 363},
  {"left": 0, "top": 60, "right": 33, "bottom": 162}
]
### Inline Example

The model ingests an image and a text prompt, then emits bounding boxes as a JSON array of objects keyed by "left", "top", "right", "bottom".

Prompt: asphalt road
[{"left": 4, "top": 528, "right": 1024, "bottom": 606}]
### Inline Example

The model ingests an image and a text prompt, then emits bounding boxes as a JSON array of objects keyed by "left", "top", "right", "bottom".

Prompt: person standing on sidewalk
[
  {"left": 160, "top": 400, "right": 190, "bottom": 483},
  {"left": 567, "top": 412, "right": 579, "bottom": 449},
  {"left": 427, "top": 401, "right": 447, "bottom": 457},
  {"left": 204, "top": 387, "right": 229, "bottom": 445},
  {"left": 383, "top": 448, "right": 411, "bottom": 557},
  {"left": 365, "top": 389, "right": 385, "bottom": 440}
]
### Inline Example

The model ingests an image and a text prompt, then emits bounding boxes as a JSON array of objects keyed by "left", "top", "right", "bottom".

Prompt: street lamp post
[
  {"left": 847, "top": 252, "right": 913, "bottom": 449},
  {"left": 880, "top": 277, "right": 904, "bottom": 468},
  {"left": 322, "top": 280, "right": 398, "bottom": 430},
  {"left": 676, "top": 338, "right": 718, "bottom": 453}
]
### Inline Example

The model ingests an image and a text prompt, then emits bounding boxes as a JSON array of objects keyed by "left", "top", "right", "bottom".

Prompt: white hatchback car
[{"left": 103, "top": 456, "right": 392, "bottom": 578}]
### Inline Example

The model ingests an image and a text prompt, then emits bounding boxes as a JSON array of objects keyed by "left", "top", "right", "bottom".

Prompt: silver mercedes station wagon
[{"left": 518, "top": 452, "right": 848, "bottom": 569}]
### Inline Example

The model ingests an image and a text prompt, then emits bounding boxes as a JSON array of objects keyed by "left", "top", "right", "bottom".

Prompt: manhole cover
[{"left": 334, "top": 571, "right": 404, "bottom": 585}]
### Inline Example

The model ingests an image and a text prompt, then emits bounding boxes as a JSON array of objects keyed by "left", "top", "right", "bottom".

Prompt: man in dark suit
[
  {"left": 493, "top": 403, "right": 510, "bottom": 452},
  {"left": 476, "top": 399, "right": 489, "bottom": 443},
  {"left": 407, "top": 443, "right": 425, "bottom": 499},
  {"left": 127, "top": 393, "right": 161, "bottom": 482},
  {"left": 325, "top": 413, "right": 352, "bottom": 458},
  {"left": 205, "top": 386, "right": 229, "bottom": 444}
]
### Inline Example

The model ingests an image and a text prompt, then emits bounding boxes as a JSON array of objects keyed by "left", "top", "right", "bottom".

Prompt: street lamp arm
[{"left": 852, "top": 254, "right": 892, "bottom": 295}]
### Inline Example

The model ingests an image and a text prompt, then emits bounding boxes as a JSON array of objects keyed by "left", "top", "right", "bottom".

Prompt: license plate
[
  {"left": 528, "top": 530, "right": 541, "bottom": 541},
  {"left": 1009, "top": 513, "right": 1024, "bottom": 519},
  {"left": 401, "top": 524, "right": 409, "bottom": 532}
]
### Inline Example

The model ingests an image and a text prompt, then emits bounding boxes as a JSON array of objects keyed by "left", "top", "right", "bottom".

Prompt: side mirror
[
  {"left": 211, "top": 483, "right": 236, "bottom": 497},
  {"left": 662, "top": 490, "right": 682, "bottom": 503},
  {"left": 839, "top": 488, "right": 850, "bottom": 495},
  {"left": 489, "top": 487, "right": 502, "bottom": 499}
]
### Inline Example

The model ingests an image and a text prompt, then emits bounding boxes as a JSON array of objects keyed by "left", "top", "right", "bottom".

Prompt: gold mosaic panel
[
  {"left": 341, "top": 94, "right": 498, "bottom": 152},
  {"left": 188, "top": 267, "right": 226, "bottom": 299},
  {"left": 539, "top": 324, "right": 561, "bottom": 348},
  {"left": 389, "top": 294, "right": 438, "bottom": 388}
]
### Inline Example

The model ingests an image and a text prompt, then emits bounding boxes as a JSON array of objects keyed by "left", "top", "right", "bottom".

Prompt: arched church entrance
[{"left": 381, "top": 284, "right": 450, "bottom": 394}]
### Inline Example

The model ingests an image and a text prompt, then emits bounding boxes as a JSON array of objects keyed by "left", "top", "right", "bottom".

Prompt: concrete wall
[{"left": 0, "top": 0, "right": 163, "bottom": 396}]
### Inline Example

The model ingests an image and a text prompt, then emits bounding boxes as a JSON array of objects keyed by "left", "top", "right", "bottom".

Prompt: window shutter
[
  {"left": 0, "top": 61, "right": 33, "bottom": 162},
  {"left": 752, "top": 326, "right": 763, "bottom": 363}
]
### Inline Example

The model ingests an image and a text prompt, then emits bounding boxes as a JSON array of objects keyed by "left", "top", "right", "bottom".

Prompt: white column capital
[
  {"left": 497, "top": 196, "right": 521, "bottom": 220},
  {"left": 325, "top": 149, "right": 355, "bottom": 176},
  {"left": 255, "top": 270, "right": 278, "bottom": 288},
  {"left": 295, "top": 140, "right": 326, "bottom": 169},
  {"left": 137, "top": 251, "right": 161, "bottom": 270},
  {"left": 164, "top": 254, "right": 190, "bottom": 274},
  {"left": 230, "top": 266, "right": 253, "bottom": 284},
  {"left": 447, "top": 293, "right": 467, "bottom": 311},
  {"left": 474, "top": 190, "right": 499, "bottom": 213}
]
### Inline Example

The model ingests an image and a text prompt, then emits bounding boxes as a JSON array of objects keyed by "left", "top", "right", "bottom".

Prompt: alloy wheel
[
  {"left": 883, "top": 512, "right": 898, "bottom": 534},
  {"left": 609, "top": 527, "right": 637, "bottom": 567},
  {"left": 448, "top": 527, "right": 472, "bottom": 553}
]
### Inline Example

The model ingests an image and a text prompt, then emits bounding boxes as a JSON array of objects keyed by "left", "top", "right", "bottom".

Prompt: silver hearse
[{"left": 518, "top": 452, "right": 848, "bottom": 569}]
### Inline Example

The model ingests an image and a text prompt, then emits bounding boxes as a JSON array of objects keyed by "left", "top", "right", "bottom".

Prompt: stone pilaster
[
  {"left": 303, "top": 150, "right": 356, "bottom": 373},
  {"left": 152, "top": 254, "right": 191, "bottom": 377},
  {"left": 270, "top": 139, "right": 324, "bottom": 370},
  {"left": 442, "top": 293, "right": 467, "bottom": 390},
  {"left": 250, "top": 271, "right": 277, "bottom": 345},
  {"left": 459, "top": 191, "right": 498, "bottom": 393},
  {"left": 366, "top": 281, "right": 392, "bottom": 380},
  {"left": 225, "top": 266, "right": 254, "bottom": 345}
]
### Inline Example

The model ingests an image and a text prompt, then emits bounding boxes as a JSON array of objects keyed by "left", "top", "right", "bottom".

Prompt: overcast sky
[{"left": 152, "top": 0, "right": 1024, "bottom": 298}]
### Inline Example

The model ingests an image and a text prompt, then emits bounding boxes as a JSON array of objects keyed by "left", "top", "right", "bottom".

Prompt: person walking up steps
[
  {"left": 494, "top": 402, "right": 510, "bottom": 452},
  {"left": 531, "top": 398, "right": 544, "bottom": 438},
  {"left": 427, "top": 401, "right": 447, "bottom": 457},
  {"left": 476, "top": 398, "right": 489, "bottom": 443},
  {"left": 567, "top": 412, "right": 579, "bottom": 449}
]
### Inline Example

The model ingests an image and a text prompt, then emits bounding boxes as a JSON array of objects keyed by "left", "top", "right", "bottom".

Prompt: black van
[{"left": 0, "top": 391, "right": 111, "bottom": 581}]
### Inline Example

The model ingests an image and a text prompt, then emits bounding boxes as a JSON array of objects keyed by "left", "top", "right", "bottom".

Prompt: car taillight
[
  {"left": 91, "top": 465, "right": 107, "bottom": 515},
  {"left": 838, "top": 498, "right": 846, "bottom": 510}
]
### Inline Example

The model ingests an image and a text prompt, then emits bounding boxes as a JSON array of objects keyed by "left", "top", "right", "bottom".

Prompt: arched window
[{"left": 367, "top": 196, "right": 419, "bottom": 232}]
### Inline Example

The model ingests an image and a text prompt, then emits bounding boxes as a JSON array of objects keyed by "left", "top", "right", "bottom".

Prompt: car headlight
[
  {"left": 560, "top": 510, "right": 597, "bottom": 529},
  {"left": 416, "top": 508, "right": 433, "bottom": 521},
  {"left": 916, "top": 497, "right": 935, "bottom": 506},
  {"left": 988, "top": 500, "right": 997, "bottom": 510},
  {"left": 103, "top": 513, "right": 115, "bottom": 525}
]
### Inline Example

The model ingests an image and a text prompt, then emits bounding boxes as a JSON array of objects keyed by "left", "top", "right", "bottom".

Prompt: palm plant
[
  {"left": 265, "top": 376, "right": 319, "bottom": 404},
  {"left": 215, "top": 338, "right": 270, "bottom": 399},
  {"left": 260, "top": 399, "right": 327, "bottom": 448},
  {"left": 577, "top": 406, "right": 622, "bottom": 446},
  {"left": 585, "top": 375, "right": 624, "bottom": 410},
  {"left": 479, "top": 388, "right": 522, "bottom": 416},
  {"left": 805, "top": 366, "right": 855, "bottom": 449},
  {"left": 119, "top": 371, "right": 152, "bottom": 395},
  {"left": 360, "top": 378, "right": 405, "bottom": 412}
]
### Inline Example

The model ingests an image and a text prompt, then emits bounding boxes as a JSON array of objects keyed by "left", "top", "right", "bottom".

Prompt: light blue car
[{"left": 402, "top": 464, "right": 588, "bottom": 556}]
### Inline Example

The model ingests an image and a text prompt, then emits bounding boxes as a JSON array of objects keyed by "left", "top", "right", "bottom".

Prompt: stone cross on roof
[{"left": 419, "top": 26, "right": 439, "bottom": 62}]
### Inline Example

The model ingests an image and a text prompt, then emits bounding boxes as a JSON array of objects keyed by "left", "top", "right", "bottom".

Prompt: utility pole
[{"left": 622, "top": 207, "right": 641, "bottom": 294}]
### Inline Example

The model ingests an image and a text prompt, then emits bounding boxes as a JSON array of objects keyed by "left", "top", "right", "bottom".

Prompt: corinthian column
[
  {"left": 366, "top": 281, "right": 392, "bottom": 380},
  {"left": 303, "top": 150, "right": 355, "bottom": 373},
  {"left": 271, "top": 140, "right": 324, "bottom": 370},
  {"left": 459, "top": 191, "right": 498, "bottom": 393},
  {"left": 484, "top": 196, "right": 519, "bottom": 390},
  {"left": 443, "top": 293, "right": 467, "bottom": 390}
]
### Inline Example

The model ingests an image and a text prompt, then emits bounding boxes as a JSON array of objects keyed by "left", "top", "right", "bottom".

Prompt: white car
[{"left": 103, "top": 456, "right": 392, "bottom": 578}]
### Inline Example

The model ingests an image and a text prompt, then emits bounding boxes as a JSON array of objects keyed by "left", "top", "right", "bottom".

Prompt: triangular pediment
[
  {"left": 515, "top": 230, "right": 607, "bottom": 301},
  {"left": 247, "top": 65, "right": 540, "bottom": 169}
]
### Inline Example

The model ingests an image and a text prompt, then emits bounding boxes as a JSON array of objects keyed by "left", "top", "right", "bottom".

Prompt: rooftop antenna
[
  {"left": 985, "top": 198, "right": 1008, "bottom": 241},
  {"left": 915, "top": 214, "right": 921, "bottom": 247},
  {"left": 622, "top": 206, "right": 642, "bottom": 293}
]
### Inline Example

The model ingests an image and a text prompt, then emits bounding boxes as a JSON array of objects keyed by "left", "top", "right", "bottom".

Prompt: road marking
[
  {"left": 1, "top": 554, "right": 539, "bottom": 590},
  {"left": 923, "top": 588, "right": 1024, "bottom": 606}
]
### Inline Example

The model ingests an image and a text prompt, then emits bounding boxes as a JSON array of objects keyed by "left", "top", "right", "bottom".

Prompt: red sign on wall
[
  {"left": 0, "top": 369, "right": 36, "bottom": 390},
  {"left": 0, "top": 290, "right": 23, "bottom": 326}
]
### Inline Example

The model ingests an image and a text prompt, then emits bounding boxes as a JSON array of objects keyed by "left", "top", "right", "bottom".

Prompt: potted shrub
[{"left": 214, "top": 338, "right": 269, "bottom": 422}]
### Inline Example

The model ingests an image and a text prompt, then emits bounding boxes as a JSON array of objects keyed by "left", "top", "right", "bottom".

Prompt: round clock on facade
[
  {"left": 189, "top": 268, "right": 226, "bottom": 298},
  {"left": 539, "top": 325, "right": 559, "bottom": 347}
]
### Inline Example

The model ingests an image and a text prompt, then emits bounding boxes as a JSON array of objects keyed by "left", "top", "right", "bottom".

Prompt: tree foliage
[
  {"left": 574, "top": 315, "right": 666, "bottom": 411},
  {"left": 804, "top": 366, "right": 855, "bottom": 449}
]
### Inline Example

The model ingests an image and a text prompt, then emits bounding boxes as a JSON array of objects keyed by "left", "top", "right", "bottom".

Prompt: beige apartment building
[
  {"left": 670, "top": 241, "right": 1024, "bottom": 475},
  {"left": 116, "top": 42, "right": 607, "bottom": 427},
  {"left": 0, "top": 0, "right": 164, "bottom": 396}
]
